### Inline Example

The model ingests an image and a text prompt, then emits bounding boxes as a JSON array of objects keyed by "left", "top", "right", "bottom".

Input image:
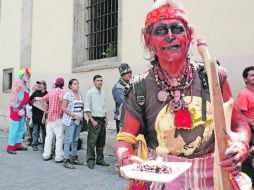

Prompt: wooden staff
[{"left": 197, "top": 37, "right": 234, "bottom": 190}]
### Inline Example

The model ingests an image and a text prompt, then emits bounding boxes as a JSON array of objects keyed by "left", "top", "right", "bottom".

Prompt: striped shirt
[
  {"left": 62, "top": 90, "right": 84, "bottom": 126},
  {"left": 73, "top": 99, "right": 84, "bottom": 117},
  {"left": 41, "top": 87, "right": 64, "bottom": 122}
]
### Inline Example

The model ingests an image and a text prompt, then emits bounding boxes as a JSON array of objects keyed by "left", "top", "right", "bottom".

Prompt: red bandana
[{"left": 145, "top": 5, "right": 189, "bottom": 28}]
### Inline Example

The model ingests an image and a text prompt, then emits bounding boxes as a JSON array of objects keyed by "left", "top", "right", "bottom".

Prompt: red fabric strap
[{"left": 145, "top": 5, "right": 188, "bottom": 27}]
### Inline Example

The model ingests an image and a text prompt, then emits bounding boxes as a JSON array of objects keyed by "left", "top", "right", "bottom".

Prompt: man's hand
[
  {"left": 220, "top": 140, "right": 250, "bottom": 176},
  {"left": 74, "top": 114, "right": 81, "bottom": 121},
  {"left": 18, "top": 109, "right": 25, "bottom": 116},
  {"left": 42, "top": 116, "right": 46, "bottom": 124},
  {"left": 105, "top": 117, "right": 108, "bottom": 126},
  {"left": 91, "top": 119, "right": 98, "bottom": 129},
  {"left": 119, "top": 155, "right": 144, "bottom": 167}
]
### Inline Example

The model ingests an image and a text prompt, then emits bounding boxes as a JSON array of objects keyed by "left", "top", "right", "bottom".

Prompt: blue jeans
[
  {"left": 63, "top": 120, "right": 81, "bottom": 159},
  {"left": 32, "top": 123, "right": 46, "bottom": 147}
]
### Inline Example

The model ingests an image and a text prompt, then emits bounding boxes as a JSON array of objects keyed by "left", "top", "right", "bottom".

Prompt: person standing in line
[
  {"left": 29, "top": 80, "right": 48, "bottom": 151},
  {"left": 39, "top": 77, "right": 65, "bottom": 163},
  {"left": 237, "top": 66, "right": 254, "bottom": 187},
  {"left": 61, "top": 79, "right": 84, "bottom": 169},
  {"left": 85, "top": 75, "right": 109, "bottom": 169},
  {"left": 25, "top": 84, "right": 39, "bottom": 146},
  {"left": 112, "top": 63, "right": 133, "bottom": 133},
  {"left": 7, "top": 68, "right": 31, "bottom": 154}
]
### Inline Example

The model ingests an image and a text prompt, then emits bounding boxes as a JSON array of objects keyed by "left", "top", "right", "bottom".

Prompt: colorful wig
[{"left": 18, "top": 68, "right": 31, "bottom": 79}]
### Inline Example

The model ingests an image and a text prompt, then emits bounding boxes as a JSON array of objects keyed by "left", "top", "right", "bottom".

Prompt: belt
[{"left": 92, "top": 116, "right": 105, "bottom": 120}]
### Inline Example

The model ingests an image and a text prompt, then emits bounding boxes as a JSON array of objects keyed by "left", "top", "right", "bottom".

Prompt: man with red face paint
[{"left": 116, "top": 1, "right": 251, "bottom": 189}]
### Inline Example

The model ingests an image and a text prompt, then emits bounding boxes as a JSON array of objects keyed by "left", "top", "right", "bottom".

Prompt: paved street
[{"left": 0, "top": 132, "right": 128, "bottom": 190}]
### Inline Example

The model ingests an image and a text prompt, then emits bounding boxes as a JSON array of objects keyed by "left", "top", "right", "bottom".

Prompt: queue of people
[{"left": 6, "top": 71, "right": 111, "bottom": 171}]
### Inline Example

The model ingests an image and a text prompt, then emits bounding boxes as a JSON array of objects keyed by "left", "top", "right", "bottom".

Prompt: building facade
[{"left": 1, "top": 0, "right": 254, "bottom": 131}]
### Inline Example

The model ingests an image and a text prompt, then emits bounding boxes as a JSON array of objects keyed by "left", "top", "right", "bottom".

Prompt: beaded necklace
[
  {"left": 154, "top": 61, "right": 195, "bottom": 111},
  {"left": 153, "top": 60, "right": 196, "bottom": 128}
]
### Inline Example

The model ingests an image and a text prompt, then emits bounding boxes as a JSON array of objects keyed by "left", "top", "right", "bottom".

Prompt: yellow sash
[{"left": 117, "top": 132, "right": 148, "bottom": 160}]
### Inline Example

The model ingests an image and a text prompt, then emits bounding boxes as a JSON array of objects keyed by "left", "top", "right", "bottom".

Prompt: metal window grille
[{"left": 86, "top": 0, "right": 118, "bottom": 60}]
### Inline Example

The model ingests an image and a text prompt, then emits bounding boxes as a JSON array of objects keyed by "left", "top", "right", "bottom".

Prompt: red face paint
[{"left": 148, "top": 19, "right": 191, "bottom": 64}]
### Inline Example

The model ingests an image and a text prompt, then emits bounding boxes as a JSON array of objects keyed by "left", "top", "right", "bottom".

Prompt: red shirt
[
  {"left": 42, "top": 87, "right": 64, "bottom": 122},
  {"left": 237, "top": 87, "right": 254, "bottom": 120}
]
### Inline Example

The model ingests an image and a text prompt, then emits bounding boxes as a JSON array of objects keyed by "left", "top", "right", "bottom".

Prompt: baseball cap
[
  {"left": 36, "top": 80, "right": 47, "bottom": 86},
  {"left": 55, "top": 77, "right": 64, "bottom": 85},
  {"left": 119, "top": 63, "right": 132, "bottom": 76}
]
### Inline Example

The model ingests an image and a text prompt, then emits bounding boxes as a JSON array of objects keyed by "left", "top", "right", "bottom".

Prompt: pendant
[
  {"left": 158, "top": 90, "right": 169, "bottom": 102},
  {"left": 169, "top": 99, "right": 183, "bottom": 111},
  {"left": 168, "top": 90, "right": 182, "bottom": 111},
  {"left": 174, "top": 107, "right": 192, "bottom": 129}
]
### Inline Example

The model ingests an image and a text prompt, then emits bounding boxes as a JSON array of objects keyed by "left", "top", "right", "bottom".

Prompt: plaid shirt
[{"left": 42, "top": 87, "right": 64, "bottom": 122}]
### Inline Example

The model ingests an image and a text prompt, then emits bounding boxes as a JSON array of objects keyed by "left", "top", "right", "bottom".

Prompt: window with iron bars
[
  {"left": 2, "top": 68, "right": 13, "bottom": 93},
  {"left": 86, "top": 0, "right": 118, "bottom": 60}
]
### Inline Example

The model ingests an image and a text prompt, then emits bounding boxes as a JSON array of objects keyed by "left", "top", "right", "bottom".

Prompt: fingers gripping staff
[
  {"left": 197, "top": 37, "right": 234, "bottom": 190},
  {"left": 197, "top": 38, "right": 251, "bottom": 190}
]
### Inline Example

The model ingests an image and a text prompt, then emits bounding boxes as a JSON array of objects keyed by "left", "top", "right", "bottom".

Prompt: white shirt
[{"left": 84, "top": 87, "right": 106, "bottom": 117}]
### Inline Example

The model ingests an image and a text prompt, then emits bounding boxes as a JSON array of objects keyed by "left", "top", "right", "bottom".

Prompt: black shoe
[
  {"left": 96, "top": 161, "right": 110, "bottom": 166},
  {"left": 7, "top": 150, "right": 16, "bottom": 154},
  {"left": 63, "top": 159, "right": 75, "bottom": 169},
  {"left": 87, "top": 160, "right": 95, "bottom": 169},
  {"left": 16, "top": 146, "right": 28, "bottom": 151},
  {"left": 32, "top": 146, "right": 38, "bottom": 151}
]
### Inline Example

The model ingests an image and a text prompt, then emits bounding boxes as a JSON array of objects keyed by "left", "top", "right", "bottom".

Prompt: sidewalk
[{"left": 0, "top": 132, "right": 128, "bottom": 190}]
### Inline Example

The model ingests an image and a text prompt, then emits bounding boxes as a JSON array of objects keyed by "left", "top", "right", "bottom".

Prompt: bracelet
[{"left": 197, "top": 42, "right": 207, "bottom": 47}]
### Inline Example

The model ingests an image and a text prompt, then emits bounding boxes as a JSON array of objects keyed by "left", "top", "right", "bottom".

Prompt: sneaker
[
  {"left": 63, "top": 159, "right": 75, "bottom": 169},
  {"left": 32, "top": 146, "right": 38, "bottom": 151},
  {"left": 70, "top": 156, "right": 83, "bottom": 165}
]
